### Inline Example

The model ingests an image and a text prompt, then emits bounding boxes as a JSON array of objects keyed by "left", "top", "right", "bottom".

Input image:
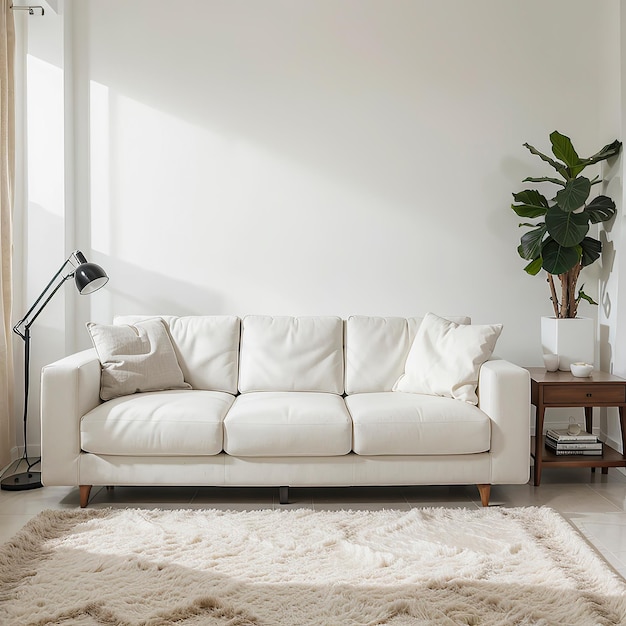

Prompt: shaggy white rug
[{"left": 1, "top": 507, "right": 625, "bottom": 625}]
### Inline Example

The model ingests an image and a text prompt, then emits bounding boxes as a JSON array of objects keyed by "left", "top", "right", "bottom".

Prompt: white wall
[
  {"left": 14, "top": 0, "right": 623, "bottom": 450},
  {"left": 598, "top": 2, "right": 626, "bottom": 449}
]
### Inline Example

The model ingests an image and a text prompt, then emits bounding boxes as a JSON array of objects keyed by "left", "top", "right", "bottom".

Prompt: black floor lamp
[{"left": 1, "top": 250, "right": 109, "bottom": 491}]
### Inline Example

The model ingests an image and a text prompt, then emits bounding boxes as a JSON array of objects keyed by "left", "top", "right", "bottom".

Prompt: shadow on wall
[
  {"left": 78, "top": 252, "right": 225, "bottom": 346},
  {"left": 599, "top": 163, "right": 622, "bottom": 374}
]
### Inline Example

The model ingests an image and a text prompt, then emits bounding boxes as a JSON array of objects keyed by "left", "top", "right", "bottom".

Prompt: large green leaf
[
  {"left": 511, "top": 190, "right": 549, "bottom": 218},
  {"left": 522, "top": 176, "right": 566, "bottom": 187},
  {"left": 584, "top": 195, "right": 616, "bottom": 223},
  {"left": 545, "top": 206, "right": 589, "bottom": 246},
  {"left": 580, "top": 236, "right": 602, "bottom": 267},
  {"left": 554, "top": 177, "right": 591, "bottom": 212},
  {"left": 518, "top": 224, "right": 546, "bottom": 260},
  {"left": 577, "top": 286, "right": 598, "bottom": 306},
  {"left": 523, "top": 257, "right": 543, "bottom": 275},
  {"left": 550, "top": 131, "right": 582, "bottom": 176},
  {"left": 584, "top": 140, "right": 622, "bottom": 167},
  {"left": 523, "top": 142, "right": 568, "bottom": 179},
  {"left": 541, "top": 238, "right": 580, "bottom": 274}
]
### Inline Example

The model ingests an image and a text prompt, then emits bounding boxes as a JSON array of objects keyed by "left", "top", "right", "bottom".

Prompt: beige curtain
[{"left": 0, "top": 0, "right": 14, "bottom": 468}]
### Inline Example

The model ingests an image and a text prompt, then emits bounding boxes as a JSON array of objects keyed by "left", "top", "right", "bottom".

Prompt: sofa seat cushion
[
  {"left": 224, "top": 392, "right": 352, "bottom": 457},
  {"left": 80, "top": 390, "right": 235, "bottom": 456},
  {"left": 345, "top": 392, "right": 490, "bottom": 455}
]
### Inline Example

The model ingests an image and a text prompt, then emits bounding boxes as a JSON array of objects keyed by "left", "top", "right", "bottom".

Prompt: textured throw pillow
[
  {"left": 392, "top": 312, "right": 502, "bottom": 404},
  {"left": 87, "top": 318, "right": 191, "bottom": 401}
]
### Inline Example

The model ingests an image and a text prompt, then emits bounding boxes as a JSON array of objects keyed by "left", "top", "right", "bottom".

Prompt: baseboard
[
  {"left": 604, "top": 432, "right": 622, "bottom": 450},
  {"left": 1, "top": 445, "right": 41, "bottom": 481},
  {"left": 5, "top": 444, "right": 40, "bottom": 464}
]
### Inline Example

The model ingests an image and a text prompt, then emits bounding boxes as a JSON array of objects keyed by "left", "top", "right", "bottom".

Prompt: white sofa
[{"left": 40, "top": 314, "right": 531, "bottom": 507}]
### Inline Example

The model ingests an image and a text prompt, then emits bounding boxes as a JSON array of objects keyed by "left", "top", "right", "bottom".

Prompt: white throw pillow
[
  {"left": 392, "top": 312, "right": 502, "bottom": 404},
  {"left": 87, "top": 318, "right": 191, "bottom": 401}
]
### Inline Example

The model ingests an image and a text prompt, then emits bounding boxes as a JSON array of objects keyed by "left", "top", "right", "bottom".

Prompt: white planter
[{"left": 541, "top": 317, "right": 595, "bottom": 371}]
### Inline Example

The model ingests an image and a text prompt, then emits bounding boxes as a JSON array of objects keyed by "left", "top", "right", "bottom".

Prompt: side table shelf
[
  {"left": 531, "top": 436, "right": 626, "bottom": 467},
  {"left": 526, "top": 368, "right": 626, "bottom": 486}
]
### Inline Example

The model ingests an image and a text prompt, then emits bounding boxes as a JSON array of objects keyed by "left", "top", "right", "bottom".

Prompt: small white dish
[{"left": 570, "top": 362, "right": 593, "bottom": 377}]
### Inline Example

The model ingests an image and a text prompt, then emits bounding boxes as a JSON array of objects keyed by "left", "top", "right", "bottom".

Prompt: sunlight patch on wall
[
  {"left": 90, "top": 79, "right": 111, "bottom": 255},
  {"left": 89, "top": 88, "right": 401, "bottom": 304},
  {"left": 27, "top": 55, "right": 63, "bottom": 216}
]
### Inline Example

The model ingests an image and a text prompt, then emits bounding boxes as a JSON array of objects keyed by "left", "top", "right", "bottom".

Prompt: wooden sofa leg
[
  {"left": 279, "top": 486, "right": 289, "bottom": 505},
  {"left": 79, "top": 485, "right": 92, "bottom": 508},
  {"left": 477, "top": 484, "right": 491, "bottom": 507}
]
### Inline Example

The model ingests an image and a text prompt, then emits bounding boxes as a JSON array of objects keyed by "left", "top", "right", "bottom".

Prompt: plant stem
[
  {"left": 570, "top": 263, "right": 582, "bottom": 318},
  {"left": 547, "top": 273, "right": 560, "bottom": 317},
  {"left": 556, "top": 264, "right": 582, "bottom": 318},
  {"left": 560, "top": 271, "right": 568, "bottom": 318}
]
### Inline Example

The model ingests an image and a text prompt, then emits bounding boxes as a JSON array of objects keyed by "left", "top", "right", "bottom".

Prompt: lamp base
[{"left": 1, "top": 471, "right": 42, "bottom": 491}]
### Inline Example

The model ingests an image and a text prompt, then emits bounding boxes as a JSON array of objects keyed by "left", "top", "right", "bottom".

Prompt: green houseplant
[{"left": 512, "top": 131, "right": 621, "bottom": 318}]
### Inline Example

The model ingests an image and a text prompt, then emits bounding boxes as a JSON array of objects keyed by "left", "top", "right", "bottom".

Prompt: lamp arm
[{"left": 13, "top": 254, "right": 78, "bottom": 339}]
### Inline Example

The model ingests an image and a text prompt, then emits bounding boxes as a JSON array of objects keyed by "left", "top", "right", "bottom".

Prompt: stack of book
[{"left": 545, "top": 428, "right": 603, "bottom": 455}]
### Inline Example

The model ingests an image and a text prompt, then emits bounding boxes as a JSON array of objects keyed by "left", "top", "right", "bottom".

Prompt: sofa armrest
[
  {"left": 41, "top": 349, "right": 101, "bottom": 486},
  {"left": 478, "top": 358, "right": 531, "bottom": 484}
]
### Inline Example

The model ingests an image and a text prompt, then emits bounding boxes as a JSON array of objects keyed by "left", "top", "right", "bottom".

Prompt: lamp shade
[{"left": 74, "top": 262, "right": 109, "bottom": 295}]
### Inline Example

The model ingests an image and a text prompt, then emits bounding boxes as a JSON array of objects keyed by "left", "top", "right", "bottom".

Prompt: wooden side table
[{"left": 527, "top": 368, "right": 626, "bottom": 486}]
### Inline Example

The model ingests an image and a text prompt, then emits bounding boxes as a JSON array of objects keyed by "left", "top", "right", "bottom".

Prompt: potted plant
[{"left": 511, "top": 131, "right": 621, "bottom": 369}]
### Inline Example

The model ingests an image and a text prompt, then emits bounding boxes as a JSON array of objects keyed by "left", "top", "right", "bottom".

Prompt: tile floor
[{"left": 2, "top": 463, "right": 626, "bottom": 579}]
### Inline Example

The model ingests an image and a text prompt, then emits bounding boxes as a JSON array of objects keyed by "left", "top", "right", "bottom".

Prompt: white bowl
[{"left": 570, "top": 362, "right": 593, "bottom": 377}]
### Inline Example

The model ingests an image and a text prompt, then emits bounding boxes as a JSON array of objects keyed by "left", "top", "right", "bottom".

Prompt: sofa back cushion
[
  {"left": 345, "top": 315, "right": 470, "bottom": 394},
  {"left": 239, "top": 315, "right": 344, "bottom": 393},
  {"left": 114, "top": 315, "right": 240, "bottom": 394}
]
